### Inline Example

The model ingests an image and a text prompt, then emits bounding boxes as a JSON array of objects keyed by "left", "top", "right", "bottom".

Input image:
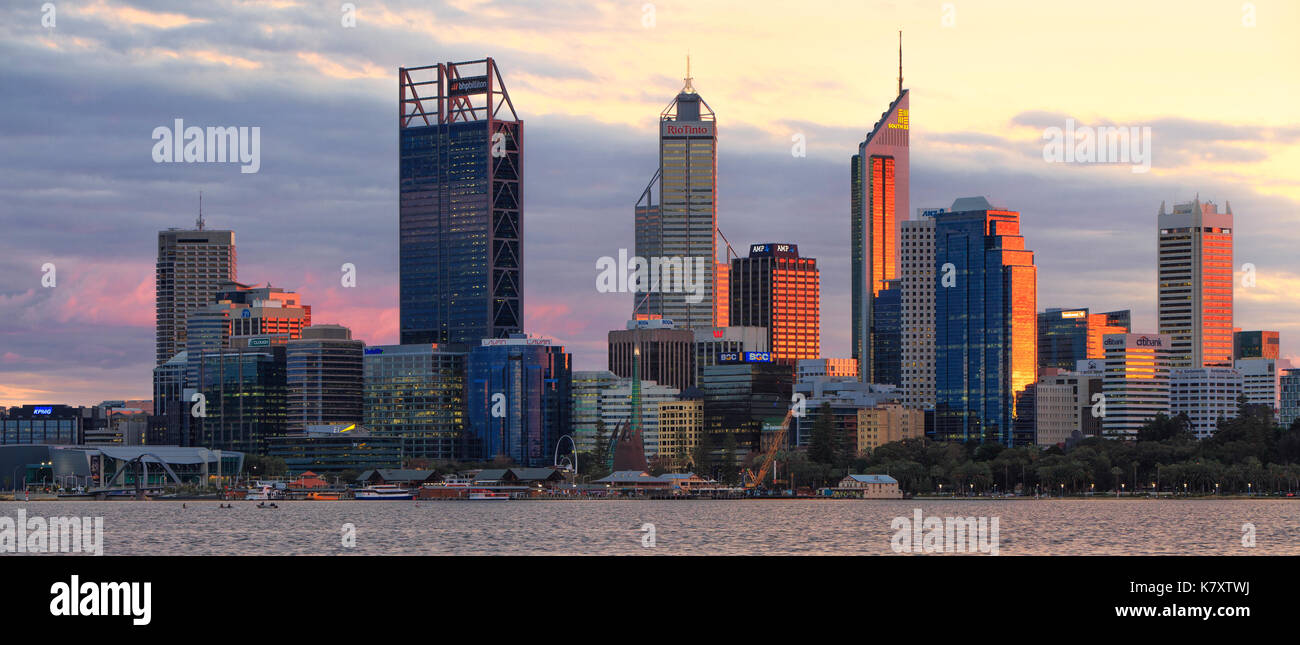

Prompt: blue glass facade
[
  {"left": 466, "top": 340, "right": 571, "bottom": 466},
  {"left": 871, "top": 279, "right": 901, "bottom": 386},
  {"left": 934, "top": 198, "right": 1036, "bottom": 446},
  {"left": 399, "top": 61, "right": 522, "bottom": 346},
  {"left": 196, "top": 346, "right": 287, "bottom": 454}
]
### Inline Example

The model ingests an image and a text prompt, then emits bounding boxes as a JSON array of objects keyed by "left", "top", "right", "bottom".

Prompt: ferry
[
  {"left": 245, "top": 485, "right": 274, "bottom": 501},
  {"left": 354, "top": 484, "right": 415, "bottom": 500},
  {"left": 467, "top": 489, "right": 509, "bottom": 501},
  {"left": 305, "top": 491, "right": 340, "bottom": 501}
]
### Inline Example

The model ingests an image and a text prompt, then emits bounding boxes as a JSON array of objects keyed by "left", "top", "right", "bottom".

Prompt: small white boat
[
  {"left": 355, "top": 484, "right": 414, "bottom": 500},
  {"left": 467, "top": 489, "right": 509, "bottom": 501},
  {"left": 245, "top": 485, "right": 273, "bottom": 501}
]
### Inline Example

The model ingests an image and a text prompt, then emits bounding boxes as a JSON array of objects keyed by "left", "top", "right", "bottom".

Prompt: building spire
[
  {"left": 898, "top": 30, "right": 903, "bottom": 97},
  {"left": 683, "top": 52, "right": 695, "bottom": 93}
]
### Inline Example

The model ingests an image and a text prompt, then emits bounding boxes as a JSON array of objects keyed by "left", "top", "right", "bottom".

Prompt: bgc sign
[{"left": 717, "top": 352, "right": 773, "bottom": 364}]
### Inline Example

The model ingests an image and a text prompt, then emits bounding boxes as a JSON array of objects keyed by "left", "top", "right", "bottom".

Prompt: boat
[
  {"left": 354, "top": 484, "right": 415, "bottom": 500},
  {"left": 306, "top": 491, "right": 340, "bottom": 501},
  {"left": 467, "top": 489, "right": 509, "bottom": 501},
  {"left": 245, "top": 485, "right": 274, "bottom": 501}
]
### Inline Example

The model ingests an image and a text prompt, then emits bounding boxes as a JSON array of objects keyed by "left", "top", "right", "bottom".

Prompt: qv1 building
[
  {"left": 466, "top": 336, "right": 571, "bottom": 467},
  {"left": 1102, "top": 333, "right": 1172, "bottom": 438}
]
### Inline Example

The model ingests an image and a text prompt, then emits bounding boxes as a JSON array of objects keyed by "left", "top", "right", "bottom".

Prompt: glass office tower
[
  {"left": 399, "top": 58, "right": 523, "bottom": 345},
  {"left": 729, "top": 243, "right": 821, "bottom": 364},
  {"left": 1157, "top": 199, "right": 1233, "bottom": 368},
  {"left": 363, "top": 344, "right": 468, "bottom": 461},
  {"left": 934, "top": 197, "right": 1037, "bottom": 446}
]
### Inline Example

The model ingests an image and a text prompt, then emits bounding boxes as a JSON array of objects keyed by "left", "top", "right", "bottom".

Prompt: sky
[{"left": 1, "top": 0, "right": 1298, "bottom": 407}]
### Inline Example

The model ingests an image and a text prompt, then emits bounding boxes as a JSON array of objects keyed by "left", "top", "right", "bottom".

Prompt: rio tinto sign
[{"left": 661, "top": 123, "right": 714, "bottom": 137}]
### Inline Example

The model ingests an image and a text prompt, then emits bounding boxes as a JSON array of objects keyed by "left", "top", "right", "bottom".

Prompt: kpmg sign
[
  {"left": 32, "top": 406, "right": 53, "bottom": 415},
  {"left": 448, "top": 75, "right": 489, "bottom": 96}
]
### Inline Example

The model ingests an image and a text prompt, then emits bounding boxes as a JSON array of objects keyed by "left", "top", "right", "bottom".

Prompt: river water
[{"left": 3, "top": 499, "right": 1297, "bottom": 555}]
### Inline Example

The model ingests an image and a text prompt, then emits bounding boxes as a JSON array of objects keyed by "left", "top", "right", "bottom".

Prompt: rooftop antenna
[
  {"left": 196, "top": 191, "right": 205, "bottom": 230},
  {"left": 683, "top": 52, "right": 695, "bottom": 93},
  {"left": 897, "top": 30, "right": 903, "bottom": 96}
]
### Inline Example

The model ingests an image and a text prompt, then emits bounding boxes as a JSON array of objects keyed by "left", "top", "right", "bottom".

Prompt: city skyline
[{"left": 3, "top": 1, "right": 1300, "bottom": 406}]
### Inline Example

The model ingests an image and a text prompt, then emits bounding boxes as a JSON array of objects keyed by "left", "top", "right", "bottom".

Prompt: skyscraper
[
  {"left": 852, "top": 33, "right": 909, "bottom": 381},
  {"left": 1234, "top": 330, "right": 1280, "bottom": 360},
  {"left": 899, "top": 210, "right": 938, "bottom": 411},
  {"left": 633, "top": 59, "right": 718, "bottom": 329},
  {"left": 399, "top": 58, "right": 522, "bottom": 346},
  {"left": 871, "top": 279, "right": 902, "bottom": 386},
  {"left": 1038, "top": 307, "right": 1131, "bottom": 370},
  {"left": 363, "top": 343, "right": 468, "bottom": 460},
  {"left": 729, "top": 243, "right": 820, "bottom": 364},
  {"left": 156, "top": 220, "right": 236, "bottom": 366},
  {"left": 934, "top": 197, "right": 1037, "bottom": 445},
  {"left": 1157, "top": 198, "right": 1233, "bottom": 368},
  {"left": 608, "top": 319, "right": 695, "bottom": 391}
]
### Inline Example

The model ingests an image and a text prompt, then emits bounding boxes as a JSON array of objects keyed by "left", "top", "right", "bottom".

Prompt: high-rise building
[
  {"left": 608, "top": 320, "right": 695, "bottom": 391},
  {"left": 729, "top": 243, "right": 820, "bottom": 364},
  {"left": 852, "top": 34, "right": 909, "bottom": 381},
  {"left": 693, "top": 326, "right": 768, "bottom": 385},
  {"left": 156, "top": 223, "right": 236, "bottom": 366},
  {"left": 363, "top": 343, "right": 468, "bottom": 461},
  {"left": 1034, "top": 368, "right": 1104, "bottom": 446},
  {"left": 286, "top": 325, "right": 364, "bottom": 435},
  {"left": 1157, "top": 199, "right": 1233, "bottom": 368},
  {"left": 871, "top": 279, "right": 902, "bottom": 386},
  {"left": 1102, "top": 333, "right": 1172, "bottom": 438},
  {"left": 899, "top": 212, "right": 938, "bottom": 411},
  {"left": 399, "top": 58, "right": 522, "bottom": 346},
  {"left": 934, "top": 197, "right": 1037, "bottom": 445},
  {"left": 465, "top": 336, "right": 571, "bottom": 466},
  {"left": 857, "top": 404, "right": 924, "bottom": 454},
  {"left": 1038, "top": 308, "right": 1131, "bottom": 370},
  {"left": 1234, "top": 330, "right": 1280, "bottom": 360},
  {"left": 633, "top": 60, "right": 718, "bottom": 329},
  {"left": 793, "top": 377, "right": 900, "bottom": 447}
]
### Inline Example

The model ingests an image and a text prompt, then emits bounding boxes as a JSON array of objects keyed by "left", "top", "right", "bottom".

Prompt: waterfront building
[
  {"left": 836, "top": 474, "right": 902, "bottom": 498},
  {"left": 1234, "top": 330, "right": 1280, "bottom": 361},
  {"left": 363, "top": 343, "right": 468, "bottom": 461},
  {"left": 1157, "top": 199, "right": 1233, "bottom": 368},
  {"left": 466, "top": 336, "right": 571, "bottom": 467},
  {"left": 852, "top": 36, "right": 909, "bottom": 382},
  {"left": 0, "top": 405, "right": 88, "bottom": 445},
  {"left": 608, "top": 319, "right": 695, "bottom": 391},
  {"left": 156, "top": 221, "right": 236, "bottom": 366},
  {"left": 1170, "top": 368, "right": 1242, "bottom": 438},
  {"left": 286, "top": 325, "right": 364, "bottom": 435},
  {"left": 0, "top": 445, "right": 244, "bottom": 490},
  {"left": 693, "top": 326, "right": 768, "bottom": 385},
  {"left": 1101, "top": 333, "right": 1172, "bottom": 438},
  {"left": 266, "top": 424, "right": 402, "bottom": 475},
  {"left": 399, "top": 58, "right": 523, "bottom": 345},
  {"left": 1038, "top": 308, "right": 1131, "bottom": 370},
  {"left": 899, "top": 212, "right": 937, "bottom": 411},
  {"left": 729, "top": 243, "right": 820, "bottom": 364},
  {"left": 934, "top": 197, "right": 1037, "bottom": 445},
  {"left": 633, "top": 60, "right": 719, "bottom": 329}
]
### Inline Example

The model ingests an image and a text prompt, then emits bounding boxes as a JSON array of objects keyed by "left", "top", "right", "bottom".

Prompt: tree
[
  {"left": 582, "top": 419, "right": 612, "bottom": 481},
  {"left": 808, "top": 402, "right": 837, "bottom": 465}
]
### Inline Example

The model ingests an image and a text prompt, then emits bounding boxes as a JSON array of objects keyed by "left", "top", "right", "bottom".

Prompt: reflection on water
[{"left": 2, "top": 499, "right": 1296, "bottom": 556}]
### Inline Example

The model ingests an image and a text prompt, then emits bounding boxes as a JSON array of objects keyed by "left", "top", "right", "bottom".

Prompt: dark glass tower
[
  {"left": 934, "top": 197, "right": 1037, "bottom": 446},
  {"left": 399, "top": 58, "right": 522, "bottom": 345},
  {"left": 871, "top": 279, "right": 902, "bottom": 386}
]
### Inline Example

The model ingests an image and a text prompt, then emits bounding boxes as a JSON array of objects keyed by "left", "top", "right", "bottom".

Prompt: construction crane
[{"left": 742, "top": 408, "right": 795, "bottom": 491}]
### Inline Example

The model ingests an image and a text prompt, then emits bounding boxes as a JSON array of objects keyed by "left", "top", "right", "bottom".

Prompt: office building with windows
[
  {"left": 363, "top": 343, "right": 468, "bottom": 461},
  {"left": 729, "top": 243, "right": 820, "bottom": 364},
  {"left": 1102, "top": 333, "right": 1173, "bottom": 438},
  {"left": 286, "top": 325, "right": 364, "bottom": 435},
  {"left": 608, "top": 319, "right": 695, "bottom": 391},
  {"left": 1157, "top": 199, "right": 1233, "bottom": 368},
  {"left": 466, "top": 337, "right": 571, "bottom": 466},
  {"left": 156, "top": 223, "right": 236, "bottom": 366}
]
